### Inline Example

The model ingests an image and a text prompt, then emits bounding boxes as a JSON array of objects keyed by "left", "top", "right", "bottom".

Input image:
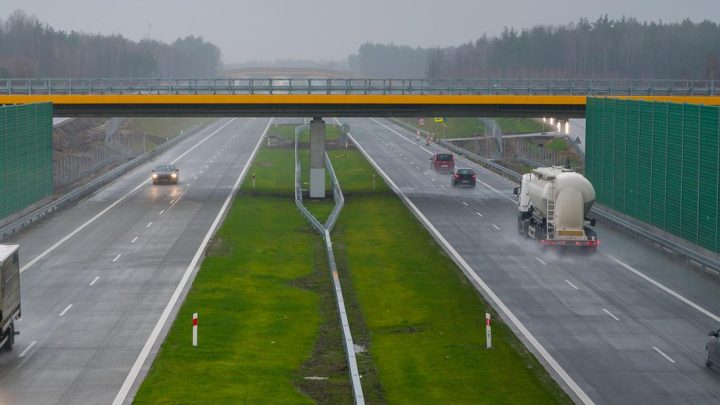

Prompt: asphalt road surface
[
  {"left": 344, "top": 117, "right": 720, "bottom": 404},
  {"left": 0, "top": 117, "right": 271, "bottom": 404}
]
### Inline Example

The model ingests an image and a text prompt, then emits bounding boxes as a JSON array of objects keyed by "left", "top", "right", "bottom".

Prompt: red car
[{"left": 431, "top": 153, "right": 455, "bottom": 173}]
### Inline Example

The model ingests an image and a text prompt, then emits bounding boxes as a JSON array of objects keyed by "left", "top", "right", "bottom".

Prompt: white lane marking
[
  {"left": 146, "top": 222, "right": 153, "bottom": 228},
  {"left": 536, "top": 257, "right": 547, "bottom": 265},
  {"left": 113, "top": 118, "right": 273, "bottom": 405},
  {"left": 602, "top": 308, "right": 620, "bottom": 321},
  {"left": 112, "top": 254, "right": 121, "bottom": 263},
  {"left": 441, "top": 185, "right": 446, "bottom": 188},
  {"left": 169, "top": 199, "right": 175, "bottom": 204},
  {"left": 652, "top": 346, "right": 676, "bottom": 364},
  {"left": 130, "top": 236, "right": 138, "bottom": 244},
  {"left": 193, "top": 176, "right": 197, "bottom": 180},
  {"left": 492, "top": 224, "right": 501, "bottom": 231},
  {"left": 20, "top": 118, "right": 239, "bottom": 274},
  {"left": 475, "top": 212, "right": 483, "bottom": 217},
  {"left": 186, "top": 183, "right": 192, "bottom": 188},
  {"left": 159, "top": 210, "right": 165, "bottom": 216},
  {"left": 608, "top": 255, "right": 720, "bottom": 323},
  {"left": 348, "top": 132, "right": 594, "bottom": 405},
  {"left": 431, "top": 177, "right": 436, "bottom": 182},
  {"left": 18, "top": 341, "right": 37, "bottom": 358},
  {"left": 369, "top": 118, "right": 433, "bottom": 155},
  {"left": 59, "top": 304, "right": 73, "bottom": 317},
  {"left": 89, "top": 276, "right": 100, "bottom": 287},
  {"left": 565, "top": 280, "right": 579, "bottom": 290}
]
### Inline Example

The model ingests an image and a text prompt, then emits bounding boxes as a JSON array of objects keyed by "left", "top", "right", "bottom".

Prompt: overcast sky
[{"left": 3, "top": 0, "right": 719, "bottom": 64}]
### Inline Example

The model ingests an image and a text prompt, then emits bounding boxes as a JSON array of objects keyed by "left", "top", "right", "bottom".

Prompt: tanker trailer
[{"left": 513, "top": 167, "right": 599, "bottom": 251}]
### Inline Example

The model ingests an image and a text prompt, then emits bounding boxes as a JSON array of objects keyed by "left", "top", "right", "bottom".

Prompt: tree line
[
  {"left": 350, "top": 17, "right": 720, "bottom": 80},
  {"left": 0, "top": 10, "right": 222, "bottom": 78}
]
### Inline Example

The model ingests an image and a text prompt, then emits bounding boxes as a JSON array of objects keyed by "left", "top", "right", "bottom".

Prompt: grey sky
[{"left": 3, "top": 0, "right": 719, "bottom": 63}]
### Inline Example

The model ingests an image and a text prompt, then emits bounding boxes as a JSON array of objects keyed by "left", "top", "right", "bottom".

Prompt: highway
[
  {"left": 344, "top": 117, "right": 720, "bottom": 404},
  {"left": 0, "top": 117, "right": 270, "bottom": 404}
]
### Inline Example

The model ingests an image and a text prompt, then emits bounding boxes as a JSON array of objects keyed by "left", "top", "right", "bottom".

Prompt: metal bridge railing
[{"left": 0, "top": 78, "right": 716, "bottom": 96}]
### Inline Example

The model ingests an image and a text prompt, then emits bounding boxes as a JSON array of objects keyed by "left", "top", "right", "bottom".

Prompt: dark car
[
  {"left": 705, "top": 328, "right": 720, "bottom": 367},
  {"left": 431, "top": 153, "right": 455, "bottom": 173},
  {"left": 152, "top": 164, "right": 180, "bottom": 185},
  {"left": 451, "top": 168, "right": 476, "bottom": 187}
]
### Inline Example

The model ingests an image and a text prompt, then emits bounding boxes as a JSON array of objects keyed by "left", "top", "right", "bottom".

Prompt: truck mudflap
[{"left": 540, "top": 239, "right": 600, "bottom": 247}]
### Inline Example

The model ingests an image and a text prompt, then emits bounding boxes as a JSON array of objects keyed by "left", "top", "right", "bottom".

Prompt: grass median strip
[
  {"left": 134, "top": 147, "right": 354, "bottom": 403},
  {"left": 328, "top": 149, "right": 570, "bottom": 404}
]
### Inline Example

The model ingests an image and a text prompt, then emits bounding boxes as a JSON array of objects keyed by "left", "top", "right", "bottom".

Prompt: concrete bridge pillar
[{"left": 310, "top": 117, "right": 326, "bottom": 198}]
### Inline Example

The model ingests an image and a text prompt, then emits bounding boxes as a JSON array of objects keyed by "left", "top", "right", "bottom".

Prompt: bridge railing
[{"left": 0, "top": 78, "right": 716, "bottom": 96}]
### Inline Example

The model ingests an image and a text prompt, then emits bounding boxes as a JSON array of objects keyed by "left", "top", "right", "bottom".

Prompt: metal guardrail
[
  {"left": 293, "top": 131, "right": 364, "bottom": 404},
  {"left": 0, "top": 78, "right": 717, "bottom": 96},
  {"left": 0, "top": 121, "right": 210, "bottom": 240}
]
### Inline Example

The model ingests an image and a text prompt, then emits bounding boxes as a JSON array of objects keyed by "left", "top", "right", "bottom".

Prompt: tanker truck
[
  {"left": 513, "top": 167, "right": 599, "bottom": 251},
  {"left": 0, "top": 244, "right": 20, "bottom": 351}
]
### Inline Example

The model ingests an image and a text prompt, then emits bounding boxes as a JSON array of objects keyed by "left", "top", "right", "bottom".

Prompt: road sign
[
  {"left": 434, "top": 117, "right": 443, "bottom": 123},
  {"left": 419, "top": 118, "right": 425, "bottom": 126}
]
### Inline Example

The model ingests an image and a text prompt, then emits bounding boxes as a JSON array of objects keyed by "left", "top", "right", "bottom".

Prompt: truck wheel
[
  {"left": 3, "top": 323, "right": 14, "bottom": 351},
  {"left": 706, "top": 346, "right": 713, "bottom": 367}
]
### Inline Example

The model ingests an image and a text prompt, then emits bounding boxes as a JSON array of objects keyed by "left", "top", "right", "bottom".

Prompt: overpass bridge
[{"left": 0, "top": 78, "right": 718, "bottom": 117}]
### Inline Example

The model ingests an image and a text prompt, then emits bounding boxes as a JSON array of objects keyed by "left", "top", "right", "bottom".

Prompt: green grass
[
  {"left": 494, "top": 117, "right": 546, "bottom": 134},
  {"left": 268, "top": 123, "right": 342, "bottom": 143},
  {"left": 135, "top": 147, "right": 347, "bottom": 404},
  {"left": 126, "top": 117, "right": 214, "bottom": 138},
  {"left": 397, "top": 117, "right": 485, "bottom": 139},
  {"left": 546, "top": 137, "right": 569, "bottom": 152},
  {"left": 329, "top": 149, "right": 570, "bottom": 404}
]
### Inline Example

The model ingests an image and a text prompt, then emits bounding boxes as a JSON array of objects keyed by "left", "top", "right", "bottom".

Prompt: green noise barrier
[
  {"left": 0, "top": 103, "right": 53, "bottom": 220},
  {"left": 586, "top": 97, "right": 720, "bottom": 253}
]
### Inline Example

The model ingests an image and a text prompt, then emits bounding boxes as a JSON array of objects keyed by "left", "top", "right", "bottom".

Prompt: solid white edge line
[
  {"left": 602, "top": 308, "right": 620, "bottom": 321},
  {"left": 565, "top": 280, "right": 579, "bottom": 290},
  {"left": 652, "top": 346, "right": 676, "bottom": 364},
  {"left": 608, "top": 255, "right": 720, "bottom": 323},
  {"left": 112, "top": 254, "right": 122, "bottom": 263},
  {"left": 20, "top": 118, "right": 238, "bottom": 274},
  {"left": 347, "top": 131, "right": 594, "bottom": 405},
  {"left": 18, "top": 340, "right": 36, "bottom": 358},
  {"left": 536, "top": 257, "right": 547, "bottom": 266},
  {"left": 112, "top": 118, "right": 272, "bottom": 405},
  {"left": 89, "top": 276, "right": 100, "bottom": 287},
  {"left": 59, "top": 304, "right": 73, "bottom": 317}
]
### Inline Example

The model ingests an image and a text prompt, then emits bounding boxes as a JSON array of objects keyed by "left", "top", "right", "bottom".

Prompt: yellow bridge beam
[{"left": 1, "top": 94, "right": 719, "bottom": 117}]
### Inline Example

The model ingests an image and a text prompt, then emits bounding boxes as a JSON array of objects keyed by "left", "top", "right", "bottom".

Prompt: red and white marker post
[
  {"left": 192, "top": 313, "right": 198, "bottom": 347},
  {"left": 485, "top": 313, "right": 492, "bottom": 349}
]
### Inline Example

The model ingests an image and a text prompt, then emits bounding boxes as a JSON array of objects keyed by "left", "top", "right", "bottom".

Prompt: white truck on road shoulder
[
  {"left": 0, "top": 244, "right": 20, "bottom": 351},
  {"left": 514, "top": 167, "right": 599, "bottom": 251}
]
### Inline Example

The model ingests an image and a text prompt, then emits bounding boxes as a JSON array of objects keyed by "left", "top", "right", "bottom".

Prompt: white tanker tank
[{"left": 513, "top": 166, "right": 599, "bottom": 250}]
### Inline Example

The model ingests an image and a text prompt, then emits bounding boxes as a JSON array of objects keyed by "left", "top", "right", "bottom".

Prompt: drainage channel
[{"left": 293, "top": 132, "right": 364, "bottom": 404}]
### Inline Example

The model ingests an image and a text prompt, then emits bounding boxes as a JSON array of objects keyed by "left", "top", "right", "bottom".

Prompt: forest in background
[
  {"left": 0, "top": 10, "right": 222, "bottom": 78},
  {"left": 350, "top": 17, "right": 720, "bottom": 80}
]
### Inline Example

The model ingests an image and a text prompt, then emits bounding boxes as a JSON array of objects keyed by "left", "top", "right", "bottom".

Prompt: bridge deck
[{"left": 1, "top": 94, "right": 719, "bottom": 118}]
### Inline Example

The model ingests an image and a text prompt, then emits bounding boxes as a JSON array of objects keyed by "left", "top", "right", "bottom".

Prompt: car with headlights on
[{"left": 152, "top": 164, "right": 180, "bottom": 185}]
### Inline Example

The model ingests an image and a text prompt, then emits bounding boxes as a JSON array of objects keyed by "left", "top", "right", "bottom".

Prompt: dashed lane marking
[{"left": 59, "top": 304, "right": 73, "bottom": 317}]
